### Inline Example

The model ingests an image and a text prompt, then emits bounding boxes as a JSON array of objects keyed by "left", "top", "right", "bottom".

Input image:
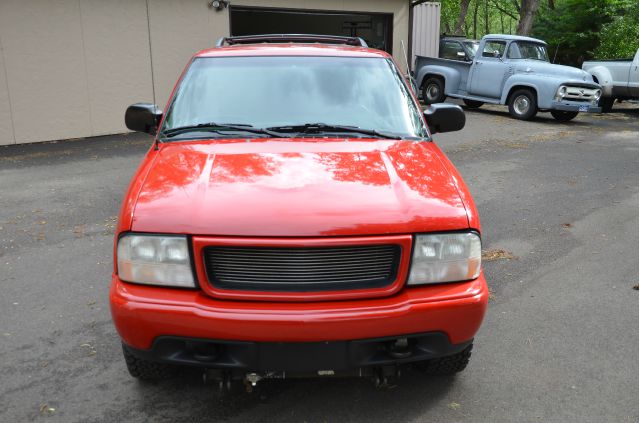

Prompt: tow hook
[{"left": 244, "top": 373, "right": 262, "bottom": 392}]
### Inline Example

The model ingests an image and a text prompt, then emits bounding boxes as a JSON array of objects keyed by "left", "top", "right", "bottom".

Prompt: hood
[
  {"left": 515, "top": 61, "right": 594, "bottom": 82},
  {"left": 131, "top": 139, "right": 470, "bottom": 237}
]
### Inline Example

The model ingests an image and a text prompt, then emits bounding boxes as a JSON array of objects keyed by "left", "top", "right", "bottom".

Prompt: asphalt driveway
[{"left": 1, "top": 104, "right": 638, "bottom": 422}]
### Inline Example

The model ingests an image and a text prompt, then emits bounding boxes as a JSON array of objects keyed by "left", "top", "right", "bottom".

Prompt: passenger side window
[
  {"left": 441, "top": 41, "right": 466, "bottom": 60},
  {"left": 482, "top": 41, "right": 507, "bottom": 58}
]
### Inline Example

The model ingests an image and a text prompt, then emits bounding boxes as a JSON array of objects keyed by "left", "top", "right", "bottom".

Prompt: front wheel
[
  {"left": 599, "top": 97, "right": 615, "bottom": 113},
  {"left": 122, "top": 344, "right": 176, "bottom": 380},
  {"left": 550, "top": 110, "right": 579, "bottom": 122},
  {"left": 422, "top": 77, "right": 446, "bottom": 105},
  {"left": 508, "top": 89, "right": 537, "bottom": 120},
  {"left": 415, "top": 344, "right": 473, "bottom": 375},
  {"left": 463, "top": 99, "right": 484, "bottom": 109}
]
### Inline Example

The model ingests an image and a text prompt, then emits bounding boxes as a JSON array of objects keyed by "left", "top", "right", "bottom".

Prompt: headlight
[
  {"left": 593, "top": 89, "right": 602, "bottom": 101},
  {"left": 117, "top": 234, "right": 195, "bottom": 287},
  {"left": 556, "top": 86, "right": 567, "bottom": 100},
  {"left": 407, "top": 232, "right": 481, "bottom": 285}
]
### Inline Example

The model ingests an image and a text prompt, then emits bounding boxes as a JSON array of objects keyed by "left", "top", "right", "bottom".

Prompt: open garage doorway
[{"left": 230, "top": 6, "right": 393, "bottom": 53}]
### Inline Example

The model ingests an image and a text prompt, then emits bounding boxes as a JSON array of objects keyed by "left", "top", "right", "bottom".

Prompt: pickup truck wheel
[
  {"left": 122, "top": 344, "right": 176, "bottom": 380},
  {"left": 508, "top": 89, "right": 537, "bottom": 120},
  {"left": 422, "top": 77, "right": 446, "bottom": 104},
  {"left": 599, "top": 97, "right": 615, "bottom": 113},
  {"left": 463, "top": 99, "right": 484, "bottom": 109},
  {"left": 550, "top": 110, "right": 579, "bottom": 122},
  {"left": 415, "top": 344, "right": 473, "bottom": 375}
]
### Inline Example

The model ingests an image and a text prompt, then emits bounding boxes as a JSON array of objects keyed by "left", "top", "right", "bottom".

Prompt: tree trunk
[
  {"left": 454, "top": 0, "right": 472, "bottom": 35},
  {"left": 473, "top": 0, "right": 479, "bottom": 39},
  {"left": 484, "top": 0, "right": 489, "bottom": 34},
  {"left": 516, "top": 0, "right": 540, "bottom": 35}
]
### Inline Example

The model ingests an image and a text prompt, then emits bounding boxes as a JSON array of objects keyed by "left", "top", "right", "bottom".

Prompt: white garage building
[{"left": 0, "top": 1, "right": 439, "bottom": 145}]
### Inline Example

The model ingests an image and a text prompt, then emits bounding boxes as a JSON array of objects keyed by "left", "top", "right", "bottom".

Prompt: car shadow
[{"left": 122, "top": 367, "right": 459, "bottom": 422}]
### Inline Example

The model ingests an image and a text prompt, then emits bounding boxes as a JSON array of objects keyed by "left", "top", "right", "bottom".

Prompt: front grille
[
  {"left": 203, "top": 244, "right": 402, "bottom": 292},
  {"left": 563, "top": 86, "right": 598, "bottom": 102}
]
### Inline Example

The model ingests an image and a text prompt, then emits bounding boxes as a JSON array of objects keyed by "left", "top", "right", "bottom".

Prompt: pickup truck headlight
[
  {"left": 593, "top": 89, "right": 602, "bottom": 102},
  {"left": 117, "top": 234, "right": 195, "bottom": 287},
  {"left": 407, "top": 232, "right": 481, "bottom": 285},
  {"left": 556, "top": 86, "right": 567, "bottom": 100}
]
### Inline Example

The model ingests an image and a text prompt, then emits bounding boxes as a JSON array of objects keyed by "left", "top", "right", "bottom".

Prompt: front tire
[
  {"left": 508, "top": 89, "right": 537, "bottom": 120},
  {"left": 415, "top": 344, "right": 473, "bottom": 375},
  {"left": 599, "top": 97, "right": 615, "bottom": 113},
  {"left": 122, "top": 344, "right": 176, "bottom": 380},
  {"left": 422, "top": 77, "right": 446, "bottom": 105},
  {"left": 463, "top": 99, "right": 484, "bottom": 109},
  {"left": 551, "top": 110, "right": 579, "bottom": 122}
]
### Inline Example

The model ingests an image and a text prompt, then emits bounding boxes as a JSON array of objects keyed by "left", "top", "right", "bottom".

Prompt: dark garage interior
[{"left": 230, "top": 7, "right": 393, "bottom": 53}]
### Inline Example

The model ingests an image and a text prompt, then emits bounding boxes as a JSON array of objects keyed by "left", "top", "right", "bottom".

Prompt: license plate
[{"left": 579, "top": 105, "right": 589, "bottom": 112}]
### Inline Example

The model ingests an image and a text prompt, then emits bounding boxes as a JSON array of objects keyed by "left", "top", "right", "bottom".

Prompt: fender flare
[
  {"left": 584, "top": 66, "right": 614, "bottom": 97},
  {"left": 415, "top": 65, "right": 462, "bottom": 96}
]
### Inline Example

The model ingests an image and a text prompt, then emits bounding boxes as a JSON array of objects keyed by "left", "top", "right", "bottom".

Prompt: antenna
[{"left": 400, "top": 40, "right": 417, "bottom": 90}]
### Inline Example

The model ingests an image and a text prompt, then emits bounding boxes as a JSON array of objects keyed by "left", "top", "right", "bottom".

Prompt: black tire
[
  {"left": 463, "top": 99, "right": 484, "bottom": 109},
  {"left": 415, "top": 344, "right": 473, "bottom": 375},
  {"left": 550, "top": 110, "right": 579, "bottom": 122},
  {"left": 508, "top": 89, "right": 537, "bottom": 120},
  {"left": 122, "top": 344, "right": 176, "bottom": 380},
  {"left": 422, "top": 77, "right": 446, "bottom": 105},
  {"left": 599, "top": 97, "right": 615, "bottom": 113}
]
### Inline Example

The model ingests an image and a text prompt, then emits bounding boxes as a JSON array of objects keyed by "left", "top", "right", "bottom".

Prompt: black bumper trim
[{"left": 123, "top": 332, "right": 472, "bottom": 373}]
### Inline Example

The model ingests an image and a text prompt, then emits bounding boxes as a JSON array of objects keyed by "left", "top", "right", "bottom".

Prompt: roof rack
[{"left": 215, "top": 34, "right": 368, "bottom": 48}]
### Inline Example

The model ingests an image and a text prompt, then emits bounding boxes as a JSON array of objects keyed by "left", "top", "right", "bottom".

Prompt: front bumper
[
  {"left": 110, "top": 273, "right": 488, "bottom": 352},
  {"left": 550, "top": 101, "right": 601, "bottom": 113}
]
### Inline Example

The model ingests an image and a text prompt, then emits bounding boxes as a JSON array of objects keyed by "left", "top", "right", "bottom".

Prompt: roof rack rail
[{"left": 215, "top": 34, "right": 368, "bottom": 48}]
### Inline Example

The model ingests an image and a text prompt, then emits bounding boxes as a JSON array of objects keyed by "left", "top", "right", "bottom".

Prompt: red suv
[{"left": 111, "top": 34, "right": 488, "bottom": 387}]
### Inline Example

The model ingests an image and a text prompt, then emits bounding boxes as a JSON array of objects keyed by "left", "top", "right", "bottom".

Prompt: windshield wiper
[
  {"left": 160, "top": 122, "right": 284, "bottom": 138},
  {"left": 266, "top": 123, "right": 401, "bottom": 140}
]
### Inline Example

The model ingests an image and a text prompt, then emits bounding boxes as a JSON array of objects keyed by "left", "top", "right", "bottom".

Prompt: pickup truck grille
[
  {"left": 563, "top": 86, "right": 598, "bottom": 102},
  {"left": 203, "top": 244, "right": 401, "bottom": 292}
]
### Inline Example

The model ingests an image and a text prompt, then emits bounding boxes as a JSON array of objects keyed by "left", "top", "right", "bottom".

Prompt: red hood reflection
[{"left": 131, "top": 138, "right": 470, "bottom": 236}]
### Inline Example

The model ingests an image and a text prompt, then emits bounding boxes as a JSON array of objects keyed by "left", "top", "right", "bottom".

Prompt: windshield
[
  {"left": 162, "top": 56, "right": 427, "bottom": 139},
  {"left": 508, "top": 41, "right": 549, "bottom": 61},
  {"left": 464, "top": 41, "right": 479, "bottom": 58}
]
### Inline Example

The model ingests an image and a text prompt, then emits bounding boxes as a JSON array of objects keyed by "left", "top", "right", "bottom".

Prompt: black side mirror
[
  {"left": 424, "top": 104, "right": 466, "bottom": 134},
  {"left": 125, "top": 103, "right": 163, "bottom": 135}
]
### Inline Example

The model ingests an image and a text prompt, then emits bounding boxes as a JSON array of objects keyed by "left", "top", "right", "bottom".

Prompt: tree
[
  {"left": 454, "top": 0, "right": 472, "bottom": 34},
  {"left": 515, "top": 0, "right": 541, "bottom": 35},
  {"left": 595, "top": 0, "right": 639, "bottom": 59}
]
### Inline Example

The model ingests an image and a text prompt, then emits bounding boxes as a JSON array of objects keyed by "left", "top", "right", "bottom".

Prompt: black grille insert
[{"left": 203, "top": 244, "right": 402, "bottom": 292}]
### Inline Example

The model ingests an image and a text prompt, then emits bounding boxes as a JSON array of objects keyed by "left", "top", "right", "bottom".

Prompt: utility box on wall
[{"left": 411, "top": 2, "right": 441, "bottom": 65}]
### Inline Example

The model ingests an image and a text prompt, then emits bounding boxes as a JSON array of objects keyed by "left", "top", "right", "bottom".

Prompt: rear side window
[
  {"left": 482, "top": 41, "right": 507, "bottom": 58},
  {"left": 441, "top": 41, "right": 465, "bottom": 60}
]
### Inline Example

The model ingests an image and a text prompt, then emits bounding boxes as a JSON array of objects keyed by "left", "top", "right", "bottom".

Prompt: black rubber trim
[{"left": 123, "top": 332, "right": 472, "bottom": 373}]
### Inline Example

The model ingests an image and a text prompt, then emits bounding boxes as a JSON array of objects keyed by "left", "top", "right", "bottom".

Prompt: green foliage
[
  {"left": 532, "top": 0, "right": 608, "bottom": 66},
  {"left": 595, "top": 0, "right": 639, "bottom": 59},
  {"left": 436, "top": 0, "right": 639, "bottom": 64}
]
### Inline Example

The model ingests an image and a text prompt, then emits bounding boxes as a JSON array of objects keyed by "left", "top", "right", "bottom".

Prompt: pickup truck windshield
[
  {"left": 162, "top": 56, "right": 427, "bottom": 139},
  {"left": 507, "top": 41, "right": 549, "bottom": 61}
]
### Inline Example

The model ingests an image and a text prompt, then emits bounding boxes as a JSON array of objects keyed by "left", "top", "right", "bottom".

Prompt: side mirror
[
  {"left": 125, "top": 103, "right": 163, "bottom": 135},
  {"left": 493, "top": 51, "right": 502, "bottom": 59},
  {"left": 457, "top": 51, "right": 466, "bottom": 59},
  {"left": 424, "top": 104, "right": 466, "bottom": 134}
]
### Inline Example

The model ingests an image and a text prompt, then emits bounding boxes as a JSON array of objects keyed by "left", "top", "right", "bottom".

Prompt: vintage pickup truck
[
  {"left": 415, "top": 34, "right": 602, "bottom": 121},
  {"left": 582, "top": 49, "right": 639, "bottom": 112}
]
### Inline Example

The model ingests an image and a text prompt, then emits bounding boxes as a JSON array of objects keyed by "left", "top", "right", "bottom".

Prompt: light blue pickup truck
[{"left": 415, "top": 34, "right": 602, "bottom": 122}]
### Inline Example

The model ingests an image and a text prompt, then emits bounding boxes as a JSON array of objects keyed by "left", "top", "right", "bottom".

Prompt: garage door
[{"left": 230, "top": 6, "right": 393, "bottom": 53}]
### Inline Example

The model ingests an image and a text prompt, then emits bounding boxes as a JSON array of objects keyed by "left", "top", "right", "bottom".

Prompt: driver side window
[{"left": 482, "top": 41, "right": 507, "bottom": 58}]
